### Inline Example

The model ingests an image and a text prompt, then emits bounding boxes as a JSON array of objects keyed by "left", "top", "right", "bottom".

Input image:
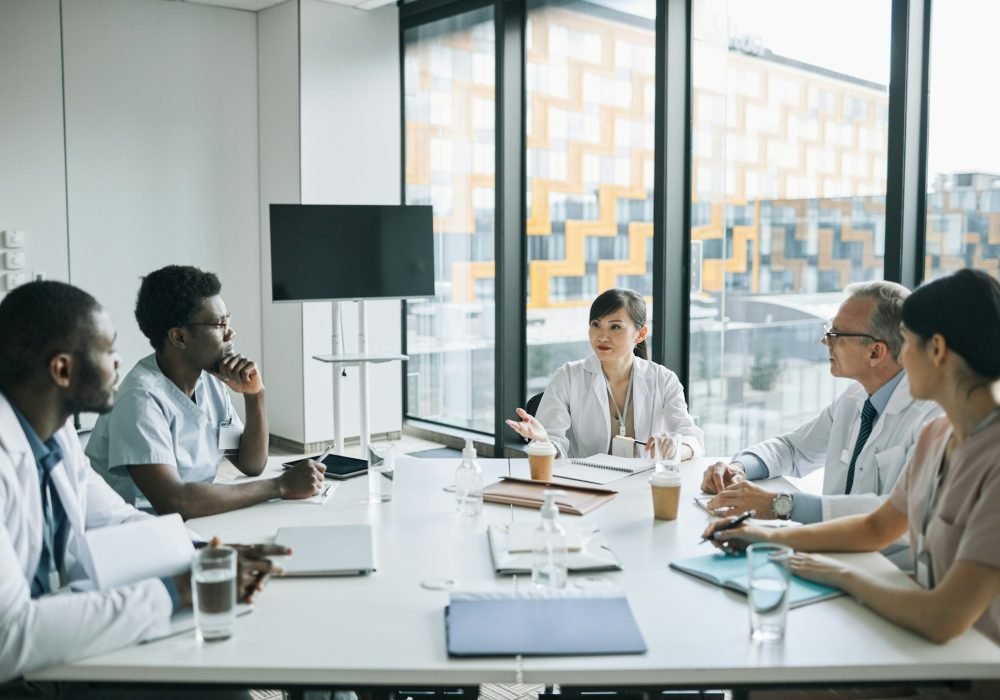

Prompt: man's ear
[
  {"left": 869, "top": 341, "right": 888, "bottom": 364},
  {"left": 49, "top": 353, "right": 73, "bottom": 389},
  {"left": 166, "top": 326, "right": 188, "bottom": 350}
]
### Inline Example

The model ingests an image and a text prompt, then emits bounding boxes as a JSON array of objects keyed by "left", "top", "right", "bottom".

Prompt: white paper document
[{"left": 86, "top": 513, "right": 194, "bottom": 591}]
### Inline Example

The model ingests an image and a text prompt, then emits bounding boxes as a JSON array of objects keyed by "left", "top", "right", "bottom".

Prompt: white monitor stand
[{"left": 313, "top": 300, "right": 407, "bottom": 458}]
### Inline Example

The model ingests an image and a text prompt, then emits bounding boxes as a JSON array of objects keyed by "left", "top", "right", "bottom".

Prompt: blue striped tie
[{"left": 844, "top": 399, "right": 877, "bottom": 494}]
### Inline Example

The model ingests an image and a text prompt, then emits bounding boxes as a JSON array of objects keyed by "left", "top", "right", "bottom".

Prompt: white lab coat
[
  {"left": 740, "top": 373, "right": 941, "bottom": 520},
  {"left": 536, "top": 354, "right": 705, "bottom": 460},
  {"left": 0, "top": 392, "right": 173, "bottom": 683}
]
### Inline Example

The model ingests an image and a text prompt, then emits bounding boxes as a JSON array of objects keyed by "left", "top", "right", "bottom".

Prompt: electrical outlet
[
  {"left": 4, "top": 271, "right": 29, "bottom": 291},
  {"left": 4, "top": 251, "right": 25, "bottom": 270},
  {"left": 3, "top": 230, "right": 25, "bottom": 248}
]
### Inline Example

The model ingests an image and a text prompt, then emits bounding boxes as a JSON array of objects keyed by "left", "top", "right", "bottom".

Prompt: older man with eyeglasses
[
  {"left": 87, "top": 265, "right": 325, "bottom": 519},
  {"left": 701, "top": 281, "right": 941, "bottom": 527}
]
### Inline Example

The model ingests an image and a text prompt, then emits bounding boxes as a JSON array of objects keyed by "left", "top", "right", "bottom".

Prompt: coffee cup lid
[
  {"left": 650, "top": 470, "right": 681, "bottom": 487},
  {"left": 526, "top": 440, "right": 557, "bottom": 456}
]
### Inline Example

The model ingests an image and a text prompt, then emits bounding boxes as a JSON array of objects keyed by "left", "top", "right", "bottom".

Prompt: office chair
[
  {"left": 525, "top": 392, "right": 544, "bottom": 418},
  {"left": 519, "top": 392, "right": 545, "bottom": 444}
]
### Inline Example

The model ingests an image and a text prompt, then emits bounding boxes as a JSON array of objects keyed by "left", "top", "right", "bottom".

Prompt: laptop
[{"left": 274, "top": 524, "right": 376, "bottom": 576}]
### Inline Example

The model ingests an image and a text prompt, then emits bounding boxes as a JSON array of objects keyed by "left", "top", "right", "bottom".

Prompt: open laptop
[{"left": 274, "top": 524, "right": 376, "bottom": 576}]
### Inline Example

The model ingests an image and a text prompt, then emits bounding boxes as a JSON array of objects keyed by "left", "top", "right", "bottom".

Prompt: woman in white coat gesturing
[{"left": 507, "top": 288, "right": 704, "bottom": 461}]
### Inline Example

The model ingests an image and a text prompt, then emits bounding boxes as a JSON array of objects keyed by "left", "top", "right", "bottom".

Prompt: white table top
[{"left": 29, "top": 457, "right": 1000, "bottom": 688}]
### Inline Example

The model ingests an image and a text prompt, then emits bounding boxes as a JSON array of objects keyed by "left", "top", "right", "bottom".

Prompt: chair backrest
[{"left": 525, "top": 392, "right": 544, "bottom": 419}]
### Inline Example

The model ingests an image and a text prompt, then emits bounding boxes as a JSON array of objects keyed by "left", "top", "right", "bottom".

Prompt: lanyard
[{"left": 604, "top": 369, "right": 634, "bottom": 437}]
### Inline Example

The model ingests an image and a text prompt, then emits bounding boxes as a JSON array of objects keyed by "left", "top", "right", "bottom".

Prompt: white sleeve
[
  {"left": 739, "top": 400, "right": 837, "bottom": 479},
  {"left": 658, "top": 369, "right": 705, "bottom": 459},
  {"left": 0, "top": 485, "right": 172, "bottom": 682},
  {"left": 535, "top": 365, "right": 574, "bottom": 459}
]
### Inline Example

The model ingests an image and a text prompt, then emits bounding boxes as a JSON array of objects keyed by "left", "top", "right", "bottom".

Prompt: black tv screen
[{"left": 269, "top": 204, "right": 435, "bottom": 302}]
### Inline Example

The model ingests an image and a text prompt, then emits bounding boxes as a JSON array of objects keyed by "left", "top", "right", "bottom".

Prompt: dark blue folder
[{"left": 445, "top": 592, "right": 647, "bottom": 657}]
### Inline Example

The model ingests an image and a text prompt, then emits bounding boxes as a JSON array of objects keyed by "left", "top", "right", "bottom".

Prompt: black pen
[{"left": 699, "top": 509, "right": 756, "bottom": 544}]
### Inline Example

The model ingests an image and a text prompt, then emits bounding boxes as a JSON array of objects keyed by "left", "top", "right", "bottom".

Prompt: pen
[
  {"left": 314, "top": 444, "right": 334, "bottom": 465},
  {"left": 699, "top": 509, "right": 756, "bottom": 544}
]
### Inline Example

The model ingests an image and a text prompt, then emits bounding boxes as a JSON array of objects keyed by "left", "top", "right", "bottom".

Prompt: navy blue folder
[{"left": 445, "top": 592, "right": 647, "bottom": 657}]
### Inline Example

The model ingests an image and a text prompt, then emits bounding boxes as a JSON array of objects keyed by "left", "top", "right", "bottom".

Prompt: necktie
[{"left": 844, "top": 399, "right": 877, "bottom": 494}]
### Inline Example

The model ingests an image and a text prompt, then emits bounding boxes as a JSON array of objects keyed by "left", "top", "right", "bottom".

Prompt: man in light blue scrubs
[{"left": 87, "top": 265, "right": 325, "bottom": 519}]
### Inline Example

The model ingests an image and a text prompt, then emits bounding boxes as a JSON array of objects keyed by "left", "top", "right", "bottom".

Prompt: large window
[
  {"left": 924, "top": 0, "right": 1000, "bottom": 281},
  {"left": 689, "top": 0, "right": 893, "bottom": 455},
  {"left": 403, "top": 9, "right": 497, "bottom": 432},
  {"left": 524, "top": 0, "right": 657, "bottom": 399}
]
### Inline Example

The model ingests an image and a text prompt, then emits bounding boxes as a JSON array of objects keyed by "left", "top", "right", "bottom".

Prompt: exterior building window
[{"left": 690, "top": 0, "right": 891, "bottom": 455}]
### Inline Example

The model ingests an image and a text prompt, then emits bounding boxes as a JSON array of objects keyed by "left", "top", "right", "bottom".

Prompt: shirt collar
[
  {"left": 10, "top": 405, "right": 64, "bottom": 474},
  {"left": 869, "top": 369, "right": 905, "bottom": 416}
]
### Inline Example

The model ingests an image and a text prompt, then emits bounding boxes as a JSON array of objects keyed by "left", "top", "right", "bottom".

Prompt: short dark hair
[
  {"left": 0, "top": 281, "right": 100, "bottom": 389},
  {"left": 902, "top": 269, "right": 1000, "bottom": 381},
  {"left": 135, "top": 265, "right": 222, "bottom": 351},
  {"left": 589, "top": 288, "right": 648, "bottom": 360}
]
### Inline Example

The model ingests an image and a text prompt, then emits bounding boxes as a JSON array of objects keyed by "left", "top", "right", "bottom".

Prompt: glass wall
[
  {"left": 524, "top": 0, "right": 657, "bottom": 400},
  {"left": 689, "top": 0, "right": 893, "bottom": 455},
  {"left": 403, "top": 9, "right": 497, "bottom": 432},
  {"left": 924, "top": 0, "right": 1000, "bottom": 281}
]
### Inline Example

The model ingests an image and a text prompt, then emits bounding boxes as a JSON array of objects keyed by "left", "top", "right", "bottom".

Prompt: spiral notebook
[{"left": 554, "top": 454, "right": 655, "bottom": 485}]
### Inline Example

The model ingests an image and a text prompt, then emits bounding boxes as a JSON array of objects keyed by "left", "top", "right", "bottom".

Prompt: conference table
[{"left": 28, "top": 455, "right": 1000, "bottom": 694}]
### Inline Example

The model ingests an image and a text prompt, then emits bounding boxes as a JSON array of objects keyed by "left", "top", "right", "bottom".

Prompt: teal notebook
[{"left": 670, "top": 553, "right": 843, "bottom": 609}]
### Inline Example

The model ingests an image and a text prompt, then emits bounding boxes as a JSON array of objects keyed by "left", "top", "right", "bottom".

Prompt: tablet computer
[{"left": 282, "top": 453, "right": 368, "bottom": 480}]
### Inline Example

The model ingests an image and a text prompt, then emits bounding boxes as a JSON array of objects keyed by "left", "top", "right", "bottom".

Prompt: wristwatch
[{"left": 772, "top": 493, "right": 793, "bottom": 520}]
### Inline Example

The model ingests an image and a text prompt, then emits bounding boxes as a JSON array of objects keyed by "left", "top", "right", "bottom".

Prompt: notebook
[
  {"left": 553, "top": 455, "right": 655, "bottom": 485},
  {"left": 486, "top": 523, "right": 621, "bottom": 575},
  {"left": 445, "top": 590, "right": 647, "bottom": 657},
  {"left": 273, "top": 525, "right": 375, "bottom": 576},
  {"left": 670, "top": 553, "right": 843, "bottom": 608},
  {"left": 482, "top": 477, "right": 617, "bottom": 515}
]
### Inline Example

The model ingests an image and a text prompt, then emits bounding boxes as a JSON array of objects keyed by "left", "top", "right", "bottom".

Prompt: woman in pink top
[{"left": 704, "top": 269, "right": 1000, "bottom": 648}]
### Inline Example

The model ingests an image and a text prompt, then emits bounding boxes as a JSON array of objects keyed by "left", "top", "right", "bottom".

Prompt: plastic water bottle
[
  {"left": 531, "top": 490, "right": 568, "bottom": 589},
  {"left": 455, "top": 439, "right": 483, "bottom": 516}
]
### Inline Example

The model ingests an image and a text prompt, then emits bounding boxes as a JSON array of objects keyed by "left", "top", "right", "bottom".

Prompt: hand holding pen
[{"left": 699, "top": 509, "right": 756, "bottom": 544}]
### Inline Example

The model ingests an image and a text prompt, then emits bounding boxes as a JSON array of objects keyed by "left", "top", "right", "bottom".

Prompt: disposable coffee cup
[
  {"left": 650, "top": 470, "right": 682, "bottom": 521},
  {"left": 526, "top": 440, "right": 557, "bottom": 481}
]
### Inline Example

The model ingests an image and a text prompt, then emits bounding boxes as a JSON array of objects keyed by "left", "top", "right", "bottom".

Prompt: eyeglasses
[
  {"left": 187, "top": 315, "right": 231, "bottom": 331},
  {"left": 823, "top": 322, "right": 882, "bottom": 344}
]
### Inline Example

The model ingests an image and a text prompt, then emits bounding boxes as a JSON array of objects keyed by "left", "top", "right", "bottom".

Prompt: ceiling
[{"left": 183, "top": 0, "right": 397, "bottom": 14}]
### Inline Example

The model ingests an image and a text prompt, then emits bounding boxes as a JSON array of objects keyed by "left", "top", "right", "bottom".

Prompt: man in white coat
[
  {"left": 701, "top": 281, "right": 940, "bottom": 524},
  {"left": 0, "top": 281, "right": 282, "bottom": 691}
]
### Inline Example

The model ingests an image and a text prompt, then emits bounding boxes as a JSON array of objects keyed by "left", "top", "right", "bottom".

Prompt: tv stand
[{"left": 313, "top": 300, "right": 407, "bottom": 459}]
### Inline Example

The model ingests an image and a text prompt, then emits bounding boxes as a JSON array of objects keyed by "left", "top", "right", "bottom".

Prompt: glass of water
[
  {"left": 192, "top": 545, "right": 237, "bottom": 642},
  {"left": 747, "top": 542, "right": 792, "bottom": 642},
  {"left": 653, "top": 432, "right": 683, "bottom": 471},
  {"left": 367, "top": 443, "right": 395, "bottom": 503}
]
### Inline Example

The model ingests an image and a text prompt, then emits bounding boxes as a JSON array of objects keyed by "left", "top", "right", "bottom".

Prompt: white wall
[
  {"left": 0, "top": 0, "right": 68, "bottom": 291},
  {"left": 62, "top": 0, "right": 261, "bottom": 389},
  {"left": 259, "top": 0, "right": 403, "bottom": 446},
  {"left": 299, "top": 0, "right": 403, "bottom": 443},
  {"left": 258, "top": 0, "right": 305, "bottom": 441}
]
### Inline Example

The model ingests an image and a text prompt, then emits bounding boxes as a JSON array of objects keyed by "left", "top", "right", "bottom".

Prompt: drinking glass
[
  {"left": 747, "top": 542, "right": 792, "bottom": 642},
  {"left": 192, "top": 545, "right": 237, "bottom": 642},
  {"left": 367, "top": 443, "right": 395, "bottom": 503}
]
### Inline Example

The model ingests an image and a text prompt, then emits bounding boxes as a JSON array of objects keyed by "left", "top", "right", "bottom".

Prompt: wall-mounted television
[{"left": 269, "top": 204, "right": 435, "bottom": 302}]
